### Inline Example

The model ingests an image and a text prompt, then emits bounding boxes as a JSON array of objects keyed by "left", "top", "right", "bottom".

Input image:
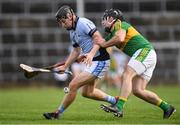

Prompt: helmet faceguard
[
  {"left": 102, "top": 9, "right": 124, "bottom": 33},
  {"left": 55, "top": 5, "right": 74, "bottom": 30},
  {"left": 55, "top": 5, "right": 74, "bottom": 21},
  {"left": 102, "top": 8, "right": 124, "bottom": 21}
]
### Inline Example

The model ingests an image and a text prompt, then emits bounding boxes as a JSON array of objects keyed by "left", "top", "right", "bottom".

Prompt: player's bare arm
[
  {"left": 64, "top": 47, "right": 81, "bottom": 68},
  {"left": 57, "top": 47, "right": 81, "bottom": 71},
  {"left": 101, "top": 29, "right": 126, "bottom": 48}
]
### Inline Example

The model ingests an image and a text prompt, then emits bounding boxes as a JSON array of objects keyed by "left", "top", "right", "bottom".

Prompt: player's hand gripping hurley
[
  {"left": 20, "top": 55, "right": 86, "bottom": 79},
  {"left": 20, "top": 63, "right": 72, "bottom": 79}
]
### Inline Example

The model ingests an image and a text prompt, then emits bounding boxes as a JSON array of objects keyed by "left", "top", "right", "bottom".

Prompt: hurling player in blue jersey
[{"left": 43, "top": 5, "right": 118, "bottom": 120}]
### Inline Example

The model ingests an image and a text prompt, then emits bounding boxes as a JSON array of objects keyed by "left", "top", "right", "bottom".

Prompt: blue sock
[
  {"left": 105, "top": 95, "right": 116, "bottom": 105},
  {"left": 58, "top": 105, "right": 65, "bottom": 113}
]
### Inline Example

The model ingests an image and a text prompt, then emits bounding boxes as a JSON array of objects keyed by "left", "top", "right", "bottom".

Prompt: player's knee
[
  {"left": 132, "top": 88, "right": 143, "bottom": 97},
  {"left": 122, "top": 72, "right": 131, "bottom": 81},
  {"left": 69, "top": 82, "right": 78, "bottom": 92},
  {"left": 122, "top": 67, "right": 136, "bottom": 80},
  {"left": 81, "top": 91, "right": 92, "bottom": 98}
]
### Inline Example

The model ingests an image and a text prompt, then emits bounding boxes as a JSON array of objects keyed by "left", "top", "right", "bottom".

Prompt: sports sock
[
  {"left": 57, "top": 105, "right": 65, "bottom": 114},
  {"left": 158, "top": 100, "right": 170, "bottom": 111},
  {"left": 116, "top": 97, "right": 127, "bottom": 111},
  {"left": 105, "top": 95, "right": 117, "bottom": 105}
]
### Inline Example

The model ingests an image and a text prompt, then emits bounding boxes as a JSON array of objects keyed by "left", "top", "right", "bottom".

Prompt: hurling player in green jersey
[{"left": 98, "top": 9, "right": 176, "bottom": 119}]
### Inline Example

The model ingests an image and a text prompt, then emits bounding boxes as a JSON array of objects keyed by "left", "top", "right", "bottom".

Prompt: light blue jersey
[{"left": 69, "top": 17, "right": 109, "bottom": 61}]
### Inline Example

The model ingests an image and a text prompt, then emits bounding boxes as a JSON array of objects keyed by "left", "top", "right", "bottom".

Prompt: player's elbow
[
  {"left": 116, "top": 30, "right": 126, "bottom": 42},
  {"left": 119, "top": 36, "right": 125, "bottom": 42},
  {"left": 114, "top": 36, "right": 121, "bottom": 43}
]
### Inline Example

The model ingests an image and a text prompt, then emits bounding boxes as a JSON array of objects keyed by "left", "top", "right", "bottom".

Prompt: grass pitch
[{"left": 0, "top": 85, "right": 180, "bottom": 124}]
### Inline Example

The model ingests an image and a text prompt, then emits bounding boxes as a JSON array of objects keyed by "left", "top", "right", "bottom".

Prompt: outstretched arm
[{"left": 100, "top": 29, "right": 126, "bottom": 48}]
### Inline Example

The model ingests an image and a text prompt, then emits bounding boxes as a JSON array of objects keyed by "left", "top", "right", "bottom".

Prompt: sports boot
[
  {"left": 163, "top": 105, "right": 176, "bottom": 119},
  {"left": 43, "top": 112, "right": 60, "bottom": 120},
  {"left": 100, "top": 104, "right": 123, "bottom": 117}
]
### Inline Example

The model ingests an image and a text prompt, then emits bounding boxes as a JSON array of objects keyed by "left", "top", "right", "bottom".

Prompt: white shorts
[
  {"left": 71, "top": 62, "right": 86, "bottom": 72},
  {"left": 128, "top": 48, "right": 157, "bottom": 81},
  {"left": 84, "top": 60, "right": 110, "bottom": 79}
]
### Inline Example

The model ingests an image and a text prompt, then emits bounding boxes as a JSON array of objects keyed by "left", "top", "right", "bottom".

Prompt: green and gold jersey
[{"left": 105, "top": 20, "right": 153, "bottom": 57}]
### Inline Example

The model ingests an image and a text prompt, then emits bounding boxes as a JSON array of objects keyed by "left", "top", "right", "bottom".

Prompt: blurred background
[{"left": 0, "top": 0, "right": 180, "bottom": 87}]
